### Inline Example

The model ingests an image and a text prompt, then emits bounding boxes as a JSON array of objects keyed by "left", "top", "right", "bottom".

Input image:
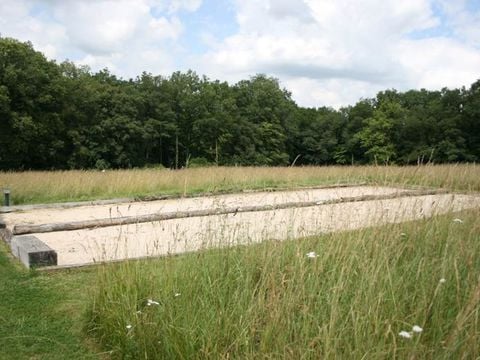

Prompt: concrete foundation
[
  {"left": 10, "top": 235, "right": 57, "bottom": 268},
  {"left": 1, "top": 186, "right": 478, "bottom": 269}
]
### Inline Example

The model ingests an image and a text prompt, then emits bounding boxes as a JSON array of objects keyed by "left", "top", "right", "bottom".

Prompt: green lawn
[{"left": 0, "top": 244, "right": 101, "bottom": 359}]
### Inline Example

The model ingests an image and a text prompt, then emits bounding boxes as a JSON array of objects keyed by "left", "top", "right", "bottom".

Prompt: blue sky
[
  {"left": 0, "top": 0, "right": 479, "bottom": 107},
  {"left": 179, "top": 0, "right": 237, "bottom": 54}
]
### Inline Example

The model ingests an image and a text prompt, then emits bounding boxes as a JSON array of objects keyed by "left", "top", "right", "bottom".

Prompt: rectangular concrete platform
[
  {"left": 1, "top": 187, "right": 479, "bottom": 269},
  {"left": 10, "top": 235, "right": 57, "bottom": 268},
  {"left": 25, "top": 193, "right": 480, "bottom": 268},
  {"left": 0, "top": 186, "right": 415, "bottom": 232}
]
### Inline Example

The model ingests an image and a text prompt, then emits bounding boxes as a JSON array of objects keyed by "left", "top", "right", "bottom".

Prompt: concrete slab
[
  {"left": 2, "top": 186, "right": 479, "bottom": 269},
  {"left": 1, "top": 186, "right": 413, "bottom": 232},
  {"left": 10, "top": 235, "right": 57, "bottom": 268},
  {"left": 30, "top": 193, "right": 480, "bottom": 268}
]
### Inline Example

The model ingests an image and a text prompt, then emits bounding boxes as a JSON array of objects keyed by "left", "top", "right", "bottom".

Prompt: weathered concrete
[
  {"left": 2, "top": 186, "right": 479, "bottom": 269},
  {"left": 31, "top": 193, "right": 480, "bottom": 268},
  {"left": 12, "top": 189, "right": 445, "bottom": 236},
  {"left": 0, "top": 228, "right": 12, "bottom": 245},
  {"left": 1, "top": 186, "right": 414, "bottom": 232},
  {"left": 0, "top": 183, "right": 366, "bottom": 214},
  {"left": 10, "top": 235, "right": 57, "bottom": 268}
]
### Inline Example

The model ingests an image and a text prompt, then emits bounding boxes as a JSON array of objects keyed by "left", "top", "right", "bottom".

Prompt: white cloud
[
  {"left": 198, "top": 0, "right": 480, "bottom": 107},
  {"left": 1, "top": 0, "right": 479, "bottom": 107},
  {"left": 397, "top": 37, "right": 480, "bottom": 89},
  {"left": 53, "top": 0, "right": 150, "bottom": 55},
  {"left": 282, "top": 77, "right": 387, "bottom": 109},
  {"left": 77, "top": 53, "right": 120, "bottom": 74},
  {"left": 0, "top": 0, "right": 67, "bottom": 60},
  {"left": 166, "top": 0, "right": 202, "bottom": 13},
  {"left": 266, "top": 0, "right": 314, "bottom": 23},
  {"left": 0, "top": 0, "right": 199, "bottom": 77},
  {"left": 149, "top": 16, "right": 183, "bottom": 40},
  {"left": 438, "top": 0, "right": 480, "bottom": 47}
]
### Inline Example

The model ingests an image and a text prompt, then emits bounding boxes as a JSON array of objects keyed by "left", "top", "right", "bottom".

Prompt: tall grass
[
  {"left": 87, "top": 209, "right": 480, "bottom": 359},
  {"left": 2, "top": 164, "right": 478, "bottom": 358},
  {"left": 1, "top": 164, "right": 479, "bottom": 205}
]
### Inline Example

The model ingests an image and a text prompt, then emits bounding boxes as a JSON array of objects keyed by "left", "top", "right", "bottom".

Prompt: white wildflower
[
  {"left": 147, "top": 299, "right": 160, "bottom": 306},
  {"left": 126, "top": 324, "right": 132, "bottom": 330},
  {"left": 453, "top": 218, "right": 463, "bottom": 223},
  {"left": 399, "top": 331, "right": 412, "bottom": 339},
  {"left": 412, "top": 325, "right": 423, "bottom": 333},
  {"left": 439, "top": 278, "right": 446, "bottom": 284},
  {"left": 306, "top": 251, "right": 318, "bottom": 258},
  {"left": 174, "top": 293, "right": 181, "bottom": 297},
  {"left": 101, "top": 169, "right": 106, "bottom": 173}
]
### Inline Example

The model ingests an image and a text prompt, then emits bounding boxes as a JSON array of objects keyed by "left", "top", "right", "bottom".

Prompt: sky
[{"left": 0, "top": 0, "right": 479, "bottom": 108}]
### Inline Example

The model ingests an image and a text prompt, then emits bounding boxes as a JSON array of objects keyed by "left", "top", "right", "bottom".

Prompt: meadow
[
  {"left": 88, "top": 210, "right": 480, "bottom": 359},
  {"left": 0, "top": 164, "right": 479, "bottom": 205},
  {"left": 0, "top": 165, "right": 479, "bottom": 359}
]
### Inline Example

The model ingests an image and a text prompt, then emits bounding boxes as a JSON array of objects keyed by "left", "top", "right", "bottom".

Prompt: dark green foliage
[
  {"left": 1, "top": 36, "right": 479, "bottom": 170},
  {"left": 0, "top": 38, "right": 67, "bottom": 169}
]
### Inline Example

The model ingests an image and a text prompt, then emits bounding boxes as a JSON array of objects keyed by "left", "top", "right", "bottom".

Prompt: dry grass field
[{"left": 1, "top": 164, "right": 479, "bottom": 205}]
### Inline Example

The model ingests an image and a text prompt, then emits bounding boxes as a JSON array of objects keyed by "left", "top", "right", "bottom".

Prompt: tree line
[{"left": 0, "top": 37, "right": 479, "bottom": 170}]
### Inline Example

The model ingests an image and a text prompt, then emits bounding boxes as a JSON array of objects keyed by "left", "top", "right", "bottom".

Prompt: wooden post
[
  {"left": 175, "top": 134, "right": 179, "bottom": 169},
  {"left": 3, "top": 189, "right": 10, "bottom": 207}
]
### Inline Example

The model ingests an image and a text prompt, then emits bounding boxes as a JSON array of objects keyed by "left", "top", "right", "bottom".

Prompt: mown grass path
[{"left": 0, "top": 245, "right": 101, "bottom": 359}]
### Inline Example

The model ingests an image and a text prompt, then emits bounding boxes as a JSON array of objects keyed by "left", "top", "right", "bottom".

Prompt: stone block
[{"left": 10, "top": 235, "right": 57, "bottom": 268}]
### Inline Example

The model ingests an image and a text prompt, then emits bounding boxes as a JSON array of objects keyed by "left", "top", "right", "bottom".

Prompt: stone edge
[{"left": 9, "top": 235, "right": 58, "bottom": 268}]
